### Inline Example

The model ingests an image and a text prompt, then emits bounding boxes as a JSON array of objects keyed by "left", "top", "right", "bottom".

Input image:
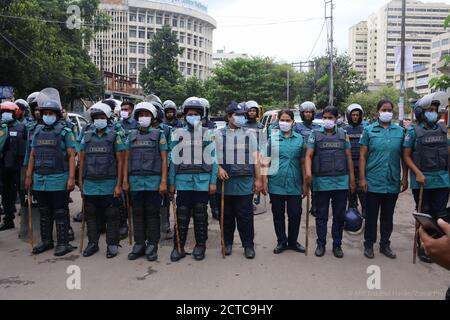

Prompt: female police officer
[
  {"left": 78, "top": 103, "right": 126, "bottom": 259},
  {"left": 304, "top": 106, "right": 356, "bottom": 259},
  {"left": 264, "top": 110, "right": 306, "bottom": 254},
  {"left": 24, "top": 88, "right": 76, "bottom": 257},
  {"left": 360, "top": 100, "right": 408, "bottom": 260},
  {"left": 123, "top": 102, "right": 168, "bottom": 262}
]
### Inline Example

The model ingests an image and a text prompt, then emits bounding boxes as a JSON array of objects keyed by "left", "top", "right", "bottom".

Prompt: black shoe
[
  {"left": 32, "top": 241, "right": 54, "bottom": 255},
  {"left": 106, "top": 245, "right": 119, "bottom": 259},
  {"left": 68, "top": 226, "right": 75, "bottom": 242},
  {"left": 73, "top": 212, "right": 82, "bottom": 223},
  {"left": 380, "top": 246, "right": 397, "bottom": 259},
  {"left": 333, "top": 246, "right": 344, "bottom": 259},
  {"left": 54, "top": 244, "right": 74, "bottom": 257},
  {"left": 315, "top": 244, "right": 326, "bottom": 257},
  {"left": 193, "top": 245, "right": 206, "bottom": 261},
  {"left": 273, "top": 243, "right": 288, "bottom": 254},
  {"left": 212, "top": 209, "right": 220, "bottom": 221},
  {"left": 170, "top": 247, "right": 186, "bottom": 262},
  {"left": 289, "top": 242, "right": 306, "bottom": 253},
  {"left": 225, "top": 245, "right": 233, "bottom": 256},
  {"left": 364, "top": 247, "right": 375, "bottom": 259},
  {"left": 119, "top": 224, "right": 128, "bottom": 241},
  {"left": 145, "top": 244, "right": 158, "bottom": 262},
  {"left": 0, "top": 221, "right": 15, "bottom": 231},
  {"left": 83, "top": 243, "right": 99, "bottom": 257},
  {"left": 418, "top": 246, "right": 433, "bottom": 264},
  {"left": 128, "top": 244, "right": 146, "bottom": 261},
  {"left": 244, "top": 247, "right": 255, "bottom": 259}
]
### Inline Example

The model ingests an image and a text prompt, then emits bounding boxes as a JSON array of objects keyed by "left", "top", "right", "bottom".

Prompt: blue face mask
[
  {"left": 1, "top": 112, "right": 14, "bottom": 123},
  {"left": 424, "top": 111, "right": 438, "bottom": 124},
  {"left": 94, "top": 119, "right": 108, "bottom": 130},
  {"left": 186, "top": 115, "right": 201, "bottom": 127},
  {"left": 43, "top": 115, "right": 57, "bottom": 126},
  {"left": 233, "top": 115, "right": 246, "bottom": 128}
]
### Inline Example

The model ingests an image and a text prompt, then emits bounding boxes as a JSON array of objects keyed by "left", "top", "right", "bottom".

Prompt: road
[{"left": 0, "top": 190, "right": 448, "bottom": 300}]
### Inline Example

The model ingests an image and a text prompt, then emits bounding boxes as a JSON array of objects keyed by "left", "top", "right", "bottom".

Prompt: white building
[
  {"left": 350, "top": 0, "right": 450, "bottom": 86},
  {"left": 89, "top": 0, "right": 217, "bottom": 86},
  {"left": 212, "top": 49, "right": 249, "bottom": 68},
  {"left": 348, "top": 21, "right": 368, "bottom": 79}
]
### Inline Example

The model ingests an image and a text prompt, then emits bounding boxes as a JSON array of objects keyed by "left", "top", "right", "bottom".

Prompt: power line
[
  {"left": 307, "top": 19, "right": 326, "bottom": 62},
  {"left": 220, "top": 17, "right": 323, "bottom": 28}
]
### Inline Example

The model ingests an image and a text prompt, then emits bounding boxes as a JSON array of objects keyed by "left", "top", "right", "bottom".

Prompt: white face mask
[
  {"left": 120, "top": 111, "right": 130, "bottom": 120},
  {"left": 139, "top": 117, "right": 152, "bottom": 128},
  {"left": 278, "top": 121, "right": 292, "bottom": 133},
  {"left": 323, "top": 119, "right": 335, "bottom": 130},
  {"left": 379, "top": 112, "right": 393, "bottom": 123}
]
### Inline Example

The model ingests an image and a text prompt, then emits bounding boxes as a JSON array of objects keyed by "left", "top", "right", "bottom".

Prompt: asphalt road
[{"left": 0, "top": 190, "right": 448, "bottom": 300}]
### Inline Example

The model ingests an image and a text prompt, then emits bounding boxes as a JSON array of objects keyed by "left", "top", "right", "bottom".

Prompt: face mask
[
  {"left": 139, "top": 117, "right": 152, "bottom": 128},
  {"left": 94, "top": 119, "right": 108, "bottom": 130},
  {"left": 323, "top": 119, "right": 335, "bottom": 130},
  {"left": 233, "top": 115, "right": 246, "bottom": 128},
  {"left": 120, "top": 111, "right": 129, "bottom": 120},
  {"left": 1, "top": 112, "right": 14, "bottom": 123},
  {"left": 279, "top": 121, "right": 292, "bottom": 133},
  {"left": 379, "top": 112, "right": 393, "bottom": 123},
  {"left": 43, "top": 115, "right": 56, "bottom": 126},
  {"left": 424, "top": 111, "right": 438, "bottom": 124},
  {"left": 186, "top": 115, "right": 201, "bottom": 127},
  {"left": 336, "top": 119, "right": 344, "bottom": 127}
]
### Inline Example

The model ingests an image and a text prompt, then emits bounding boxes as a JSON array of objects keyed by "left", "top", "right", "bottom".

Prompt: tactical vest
[
  {"left": 33, "top": 123, "right": 69, "bottom": 175},
  {"left": 345, "top": 124, "right": 364, "bottom": 168},
  {"left": 175, "top": 128, "right": 212, "bottom": 174},
  {"left": 245, "top": 121, "right": 263, "bottom": 130},
  {"left": 312, "top": 128, "right": 349, "bottom": 177},
  {"left": 128, "top": 129, "right": 162, "bottom": 176},
  {"left": 203, "top": 120, "right": 217, "bottom": 130},
  {"left": 412, "top": 124, "right": 448, "bottom": 172},
  {"left": 219, "top": 128, "right": 254, "bottom": 177},
  {"left": 296, "top": 123, "right": 319, "bottom": 141},
  {"left": 120, "top": 119, "right": 138, "bottom": 137},
  {"left": 3, "top": 121, "right": 26, "bottom": 169},
  {"left": 165, "top": 119, "right": 183, "bottom": 129},
  {"left": 83, "top": 130, "right": 117, "bottom": 180}
]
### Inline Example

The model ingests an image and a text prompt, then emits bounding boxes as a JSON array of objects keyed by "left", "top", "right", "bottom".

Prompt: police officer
[
  {"left": 78, "top": 103, "right": 126, "bottom": 259},
  {"left": 119, "top": 101, "right": 138, "bottom": 135},
  {"left": 24, "top": 88, "right": 76, "bottom": 256},
  {"left": 163, "top": 100, "right": 183, "bottom": 129},
  {"left": 304, "top": 106, "right": 356, "bottom": 258},
  {"left": 217, "top": 101, "right": 264, "bottom": 259},
  {"left": 123, "top": 102, "right": 168, "bottom": 261},
  {"left": 169, "top": 97, "right": 218, "bottom": 262},
  {"left": 0, "top": 108, "right": 9, "bottom": 226},
  {"left": 200, "top": 98, "right": 217, "bottom": 130},
  {"left": 244, "top": 101, "right": 264, "bottom": 130},
  {"left": 264, "top": 110, "right": 306, "bottom": 254},
  {"left": 0, "top": 102, "right": 27, "bottom": 231},
  {"left": 360, "top": 100, "right": 408, "bottom": 259},
  {"left": 345, "top": 104, "right": 366, "bottom": 216},
  {"left": 403, "top": 94, "right": 450, "bottom": 263}
]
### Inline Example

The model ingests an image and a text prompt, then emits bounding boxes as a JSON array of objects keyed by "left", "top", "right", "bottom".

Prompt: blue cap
[{"left": 225, "top": 101, "right": 246, "bottom": 115}]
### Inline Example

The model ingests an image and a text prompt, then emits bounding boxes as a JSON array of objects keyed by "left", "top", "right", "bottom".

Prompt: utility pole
[
  {"left": 287, "top": 69, "right": 290, "bottom": 107},
  {"left": 325, "top": 0, "right": 334, "bottom": 106},
  {"left": 399, "top": 0, "right": 406, "bottom": 126}
]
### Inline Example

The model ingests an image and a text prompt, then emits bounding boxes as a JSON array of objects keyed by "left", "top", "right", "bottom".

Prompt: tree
[{"left": 140, "top": 25, "right": 184, "bottom": 95}]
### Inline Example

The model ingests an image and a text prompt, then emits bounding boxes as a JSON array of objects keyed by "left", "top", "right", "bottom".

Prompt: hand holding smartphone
[{"left": 413, "top": 213, "right": 445, "bottom": 239}]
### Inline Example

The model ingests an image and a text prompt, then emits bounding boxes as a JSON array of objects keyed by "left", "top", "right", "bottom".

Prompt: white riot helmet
[
  {"left": 36, "top": 88, "right": 62, "bottom": 115},
  {"left": 163, "top": 100, "right": 177, "bottom": 113},
  {"left": 134, "top": 102, "right": 157, "bottom": 120},
  {"left": 245, "top": 100, "right": 261, "bottom": 117},
  {"left": 299, "top": 101, "right": 316, "bottom": 122},
  {"left": 346, "top": 104, "right": 364, "bottom": 124},
  {"left": 88, "top": 102, "right": 113, "bottom": 122},
  {"left": 182, "top": 97, "right": 205, "bottom": 119}
]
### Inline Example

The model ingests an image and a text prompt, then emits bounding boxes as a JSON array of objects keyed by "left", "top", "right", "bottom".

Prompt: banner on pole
[{"left": 395, "top": 46, "right": 413, "bottom": 75}]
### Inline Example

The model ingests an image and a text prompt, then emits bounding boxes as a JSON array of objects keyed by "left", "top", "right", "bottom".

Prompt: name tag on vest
[
  {"left": 88, "top": 147, "right": 108, "bottom": 153},
  {"left": 37, "top": 139, "right": 57, "bottom": 146},
  {"left": 424, "top": 136, "right": 446, "bottom": 143},
  {"left": 9, "top": 131, "right": 17, "bottom": 137},
  {"left": 321, "top": 142, "right": 342, "bottom": 148},
  {"left": 135, "top": 140, "right": 153, "bottom": 146}
]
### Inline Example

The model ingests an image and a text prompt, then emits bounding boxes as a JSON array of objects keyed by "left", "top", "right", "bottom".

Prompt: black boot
[
  {"left": 0, "top": 218, "right": 15, "bottom": 231},
  {"left": 209, "top": 194, "right": 220, "bottom": 221},
  {"left": 193, "top": 203, "right": 208, "bottom": 261},
  {"left": 33, "top": 208, "right": 54, "bottom": 255},
  {"left": 105, "top": 205, "right": 120, "bottom": 258},
  {"left": 170, "top": 206, "right": 190, "bottom": 262},
  {"left": 146, "top": 205, "right": 160, "bottom": 261},
  {"left": 83, "top": 202, "right": 99, "bottom": 258},
  {"left": 54, "top": 210, "right": 74, "bottom": 257},
  {"left": 128, "top": 204, "right": 146, "bottom": 260}
]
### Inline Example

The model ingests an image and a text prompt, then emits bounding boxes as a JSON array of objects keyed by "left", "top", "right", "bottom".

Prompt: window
[
  {"left": 156, "top": 14, "right": 163, "bottom": 24},
  {"left": 442, "top": 38, "right": 450, "bottom": 46},
  {"left": 129, "top": 13, "right": 137, "bottom": 22},
  {"left": 138, "top": 43, "right": 145, "bottom": 54},
  {"left": 179, "top": 32, "right": 185, "bottom": 44},
  {"left": 138, "top": 14, "right": 145, "bottom": 23},
  {"left": 147, "top": 30, "right": 154, "bottom": 39},
  {"left": 187, "top": 49, "right": 192, "bottom": 60},
  {"left": 129, "top": 42, "right": 137, "bottom": 54},
  {"left": 194, "top": 22, "right": 197, "bottom": 32},
  {"left": 173, "top": 17, "right": 178, "bottom": 27},
  {"left": 199, "top": 25, "right": 203, "bottom": 33},
  {"left": 138, "top": 27, "right": 145, "bottom": 39},
  {"left": 138, "top": 59, "right": 146, "bottom": 72},
  {"left": 129, "top": 27, "right": 137, "bottom": 38},
  {"left": 130, "top": 58, "right": 137, "bottom": 74},
  {"left": 194, "top": 36, "right": 198, "bottom": 46},
  {"left": 187, "top": 20, "right": 192, "bottom": 30},
  {"left": 187, "top": 34, "right": 192, "bottom": 45},
  {"left": 179, "top": 62, "right": 186, "bottom": 73},
  {"left": 147, "top": 15, "right": 153, "bottom": 24},
  {"left": 180, "top": 19, "right": 185, "bottom": 28}
]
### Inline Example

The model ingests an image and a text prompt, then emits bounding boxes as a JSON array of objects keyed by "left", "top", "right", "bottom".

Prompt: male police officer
[
  {"left": 119, "top": 101, "right": 138, "bottom": 136},
  {"left": 163, "top": 100, "right": 183, "bottom": 129},
  {"left": 244, "top": 101, "right": 264, "bottom": 130}
]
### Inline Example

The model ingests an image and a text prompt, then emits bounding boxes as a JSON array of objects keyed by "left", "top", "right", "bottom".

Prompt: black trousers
[
  {"left": 364, "top": 192, "right": 399, "bottom": 249},
  {"left": 223, "top": 194, "right": 254, "bottom": 248},
  {"left": 270, "top": 194, "right": 302, "bottom": 246},
  {"left": 412, "top": 188, "right": 449, "bottom": 218},
  {"left": 1, "top": 168, "right": 20, "bottom": 222}
]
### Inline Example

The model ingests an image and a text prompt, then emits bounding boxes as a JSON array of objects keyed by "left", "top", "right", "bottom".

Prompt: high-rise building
[
  {"left": 348, "top": 21, "right": 368, "bottom": 79},
  {"left": 349, "top": 0, "right": 450, "bottom": 86},
  {"left": 212, "top": 49, "right": 249, "bottom": 68},
  {"left": 89, "top": 0, "right": 217, "bottom": 87}
]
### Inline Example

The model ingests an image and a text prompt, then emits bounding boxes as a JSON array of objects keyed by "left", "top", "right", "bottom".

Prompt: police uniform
[
  {"left": 170, "top": 124, "right": 218, "bottom": 261},
  {"left": 267, "top": 129, "right": 305, "bottom": 252},
  {"left": 307, "top": 126, "right": 352, "bottom": 252},
  {"left": 126, "top": 126, "right": 168, "bottom": 261},
  {"left": 0, "top": 124, "right": 9, "bottom": 213},
  {"left": 79, "top": 126, "right": 126, "bottom": 258},
  {"left": 120, "top": 117, "right": 138, "bottom": 136},
  {"left": 165, "top": 118, "right": 184, "bottom": 129},
  {"left": 31, "top": 120, "right": 76, "bottom": 256},
  {"left": 0, "top": 119, "right": 26, "bottom": 229},
  {"left": 345, "top": 123, "right": 366, "bottom": 214},
  {"left": 360, "top": 121, "right": 405, "bottom": 253}
]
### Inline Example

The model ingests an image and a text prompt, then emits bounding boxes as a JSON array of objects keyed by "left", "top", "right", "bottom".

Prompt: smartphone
[{"left": 413, "top": 213, "right": 445, "bottom": 239}]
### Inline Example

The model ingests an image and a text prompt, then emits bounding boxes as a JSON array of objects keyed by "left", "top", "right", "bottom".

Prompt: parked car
[{"left": 68, "top": 112, "right": 89, "bottom": 135}]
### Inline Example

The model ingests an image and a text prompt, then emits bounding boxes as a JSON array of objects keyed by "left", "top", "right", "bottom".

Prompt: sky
[{"left": 204, "top": 0, "right": 449, "bottom": 63}]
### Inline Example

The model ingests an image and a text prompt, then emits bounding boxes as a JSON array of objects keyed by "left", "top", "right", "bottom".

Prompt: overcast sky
[{"left": 204, "top": 0, "right": 449, "bottom": 63}]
